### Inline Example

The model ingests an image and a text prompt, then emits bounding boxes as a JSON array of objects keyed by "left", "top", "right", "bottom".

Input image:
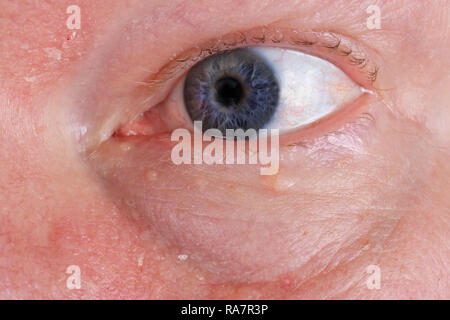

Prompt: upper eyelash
[{"left": 143, "top": 27, "right": 380, "bottom": 90}]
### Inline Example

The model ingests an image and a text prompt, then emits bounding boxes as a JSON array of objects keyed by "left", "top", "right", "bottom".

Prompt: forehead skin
[{"left": 0, "top": 0, "right": 449, "bottom": 299}]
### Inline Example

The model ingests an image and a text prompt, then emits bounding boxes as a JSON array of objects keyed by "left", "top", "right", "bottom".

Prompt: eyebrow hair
[{"left": 141, "top": 27, "right": 380, "bottom": 91}]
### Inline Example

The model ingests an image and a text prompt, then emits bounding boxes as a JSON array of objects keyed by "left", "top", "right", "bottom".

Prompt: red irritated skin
[{"left": 0, "top": 0, "right": 449, "bottom": 299}]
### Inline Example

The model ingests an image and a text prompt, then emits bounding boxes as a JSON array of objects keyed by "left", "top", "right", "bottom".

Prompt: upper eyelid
[{"left": 141, "top": 27, "right": 380, "bottom": 90}]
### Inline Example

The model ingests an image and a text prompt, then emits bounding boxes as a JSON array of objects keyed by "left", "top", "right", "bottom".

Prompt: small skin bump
[
  {"left": 138, "top": 252, "right": 145, "bottom": 267},
  {"left": 145, "top": 169, "right": 158, "bottom": 182},
  {"left": 119, "top": 142, "right": 132, "bottom": 152},
  {"left": 261, "top": 167, "right": 296, "bottom": 193},
  {"left": 43, "top": 48, "right": 62, "bottom": 61},
  {"left": 336, "top": 156, "right": 354, "bottom": 169},
  {"left": 273, "top": 175, "right": 296, "bottom": 193}
]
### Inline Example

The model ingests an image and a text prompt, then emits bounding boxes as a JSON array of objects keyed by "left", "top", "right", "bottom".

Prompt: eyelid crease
[{"left": 141, "top": 27, "right": 380, "bottom": 91}]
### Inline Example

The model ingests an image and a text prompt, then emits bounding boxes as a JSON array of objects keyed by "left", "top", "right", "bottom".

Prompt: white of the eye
[{"left": 250, "top": 47, "right": 363, "bottom": 132}]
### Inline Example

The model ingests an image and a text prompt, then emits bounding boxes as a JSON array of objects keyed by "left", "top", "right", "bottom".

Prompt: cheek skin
[{"left": 88, "top": 99, "right": 434, "bottom": 288}]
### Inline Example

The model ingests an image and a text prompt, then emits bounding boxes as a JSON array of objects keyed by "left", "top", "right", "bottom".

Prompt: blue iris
[{"left": 183, "top": 48, "right": 280, "bottom": 134}]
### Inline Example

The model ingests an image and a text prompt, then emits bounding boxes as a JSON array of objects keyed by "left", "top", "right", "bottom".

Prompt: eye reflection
[{"left": 182, "top": 46, "right": 363, "bottom": 135}]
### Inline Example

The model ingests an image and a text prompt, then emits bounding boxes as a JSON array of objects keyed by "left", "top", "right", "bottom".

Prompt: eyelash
[{"left": 141, "top": 27, "right": 380, "bottom": 92}]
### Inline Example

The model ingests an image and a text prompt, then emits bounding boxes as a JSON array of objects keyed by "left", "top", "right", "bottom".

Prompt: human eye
[
  {"left": 116, "top": 28, "right": 379, "bottom": 143},
  {"left": 182, "top": 46, "right": 362, "bottom": 135}
]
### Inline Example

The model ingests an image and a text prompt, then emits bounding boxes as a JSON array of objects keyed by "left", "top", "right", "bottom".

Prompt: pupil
[{"left": 214, "top": 76, "right": 245, "bottom": 107}]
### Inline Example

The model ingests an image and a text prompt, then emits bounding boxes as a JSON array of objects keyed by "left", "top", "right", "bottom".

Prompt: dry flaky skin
[{"left": 0, "top": 0, "right": 449, "bottom": 299}]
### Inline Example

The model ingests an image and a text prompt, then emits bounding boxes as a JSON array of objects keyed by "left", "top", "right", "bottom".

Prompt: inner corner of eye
[{"left": 180, "top": 45, "right": 363, "bottom": 135}]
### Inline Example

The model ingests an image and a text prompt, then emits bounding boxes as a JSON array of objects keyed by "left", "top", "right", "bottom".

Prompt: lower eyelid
[{"left": 119, "top": 81, "right": 375, "bottom": 149}]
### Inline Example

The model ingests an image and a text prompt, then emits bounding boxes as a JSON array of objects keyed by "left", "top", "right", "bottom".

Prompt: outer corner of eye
[{"left": 178, "top": 45, "right": 364, "bottom": 136}]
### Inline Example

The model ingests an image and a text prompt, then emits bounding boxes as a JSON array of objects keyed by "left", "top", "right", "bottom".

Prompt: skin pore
[{"left": 0, "top": 0, "right": 449, "bottom": 299}]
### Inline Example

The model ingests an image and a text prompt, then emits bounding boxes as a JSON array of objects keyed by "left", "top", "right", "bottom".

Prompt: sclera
[{"left": 251, "top": 47, "right": 363, "bottom": 132}]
